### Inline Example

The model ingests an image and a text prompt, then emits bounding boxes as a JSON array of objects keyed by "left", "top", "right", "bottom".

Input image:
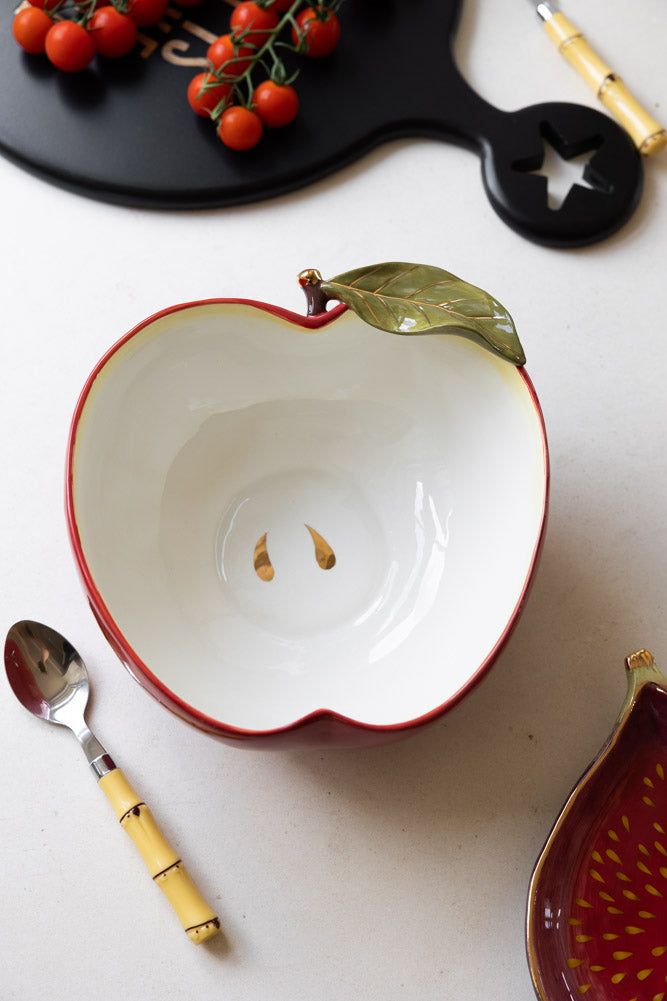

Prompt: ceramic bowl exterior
[{"left": 67, "top": 299, "right": 549, "bottom": 747}]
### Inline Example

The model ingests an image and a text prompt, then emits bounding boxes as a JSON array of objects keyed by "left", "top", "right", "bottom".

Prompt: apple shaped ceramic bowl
[{"left": 66, "top": 271, "right": 548, "bottom": 747}]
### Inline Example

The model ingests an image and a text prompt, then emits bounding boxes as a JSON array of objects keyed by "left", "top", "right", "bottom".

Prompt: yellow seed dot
[
  {"left": 576, "top": 935, "right": 593, "bottom": 943},
  {"left": 623, "top": 816, "right": 631, "bottom": 831},
  {"left": 607, "top": 850, "right": 622, "bottom": 865},
  {"left": 639, "top": 911, "right": 656, "bottom": 919},
  {"left": 638, "top": 861, "right": 653, "bottom": 875},
  {"left": 611, "top": 972, "right": 627, "bottom": 984},
  {"left": 591, "top": 965, "right": 605, "bottom": 972},
  {"left": 617, "top": 871, "right": 631, "bottom": 882},
  {"left": 660, "top": 867, "right": 667, "bottom": 879},
  {"left": 603, "top": 933, "right": 620, "bottom": 940},
  {"left": 644, "top": 777, "right": 655, "bottom": 788},
  {"left": 576, "top": 898, "right": 593, "bottom": 909},
  {"left": 609, "top": 829, "right": 620, "bottom": 842},
  {"left": 657, "top": 764, "right": 665, "bottom": 780},
  {"left": 656, "top": 842, "right": 667, "bottom": 857},
  {"left": 608, "top": 906, "right": 624, "bottom": 914},
  {"left": 591, "top": 869, "right": 605, "bottom": 883},
  {"left": 599, "top": 891, "right": 615, "bottom": 902},
  {"left": 626, "top": 926, "right": 645, "bottom": 935},
  {"left": 646, "top": 884, "right": 663, "bottom": 897},
  {"left": 638, "top": 969, "right": 654, "bottom": 981},
  {"left": 645, "top": 797, "right": 656, "bottom": 807},
  {"left": 567, "top": 958, "right": 583, "bottom": 969},
  {"left": 577, "top": 986, "right": 591, "bottom": 996},
  {"left": 592, "top": 850, "right": 604, "bottom": 864},
  {"left": 639, "top": 844, "right": 650, "bottom": 856},
  {"left": 613, "top": 951, "right": 633, "bottom": 960},
  {"left": 652, "top": 992, "right": 665, "bottom": 1001},
  {"left": 652, "top": 947, "right": 667, "bottom": 957},
  {"left": 568, "top": 918, "right": 582, "bottom": 926},
  {"left": 623, "top": 890, "right": 640, "bottom": 901},
  {"left": 655, "top": 823, "right": 665, "bottom": 835}
]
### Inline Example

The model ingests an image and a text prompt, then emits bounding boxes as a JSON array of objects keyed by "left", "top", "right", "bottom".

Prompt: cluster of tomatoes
[
  {"left": 187, "top": 1, "right": 342, "bottom": 152},
  {"left": 12, "top": 0, "right": 172, "bottom": 72}
]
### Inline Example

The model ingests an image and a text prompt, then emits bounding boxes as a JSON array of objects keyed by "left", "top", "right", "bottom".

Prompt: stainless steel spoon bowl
[
  {"left": 5, "top": 620, "right": 220, "bottom": 943},
  {"left": 5, "top": 620, "right": 113, "bottom": 775}
]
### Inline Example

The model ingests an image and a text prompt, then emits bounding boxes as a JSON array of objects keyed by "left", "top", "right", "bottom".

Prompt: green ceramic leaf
[{"left": 321, "top": 262, "right": 525, "bottom": 366}]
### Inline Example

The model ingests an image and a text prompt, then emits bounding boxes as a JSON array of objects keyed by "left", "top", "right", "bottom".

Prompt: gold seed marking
[
  {"left": 652, "top": 947, "right": 667, "bottom": 957},
  {"left": 638, "top": 861, "right": 653, "bottom": 876},
  {"left": 623, "top": 890, "right": 640, "bottom": 901},
  {"left": 576, "top": 934, "right": 593, "bottom": 943},
  {"left": 639, "top": 911, "right": 656, "bottom": 919},
  {"left": 608, "top": 906, "right": 624, "bottom": 914},
  {"left": 599, "top": 891, "right": 615, "bottom": 902},
  {"left": 603, "top": 933, "right": 620, "bottom": 940},
  {"left": 306, "top": 525, "right": 336, "bottom": 570},
  {"left": 611, "top": 972, "right": 627, "bottom": 984},
  {"left": 638, "top": 970, "right": 654, "bottom": 981},
  {"left": 657, "top": 764, "right": 665, "bottom": 780},
  {"left": 590, "top": 869, "right": 605, "bottom": 883},
  {"left": 567, "top": 958, "right": 583, "bottom": 969},
  {"left": 592, "top": 850, "right": 604, "bottom": 864},
  {"left": 645, "top": 777, "right": 655, "bottom": 789},
  {"left": 644, "top": 796, "right": 656, "bottom": 807},
  {"left": 253, "top": 533, "right": 274, "bottom": 582},
  {"left": 617, "top": 871, "right": 631, "bottom": 882},
  {"left": 606, "top": 850, "right": 622, "bottom": 865},
  {"left": 623, "top": 816, "right": 631, "bottom": 832},
  {"left": 609, "top": 830, "right": 620, "bottom": 842},
  {"left": 576, "top": 898, "right": 593, "bottom": 909},
  {"left": 656, "top": 841, "right": 667, "bottom": 857},
  {"left": 569, "top": 918, "right": 582, "bottom": 926},
  {"left": 625, "top": 926, "right": 645, "bottom": 935},
  {"left": 646, "top": 884, "right": 663, "bottom": 897},
  {"left": 577, "top": 987, "right": 591, "bottom": 996},
  {"left": 613, "top": 951, "right": 633, "bottom": 960}
]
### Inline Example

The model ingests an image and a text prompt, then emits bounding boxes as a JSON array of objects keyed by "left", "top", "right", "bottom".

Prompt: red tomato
[
  {"left": 187, "top": 71, "right": 232, "bottom": 118},
  {"left": 252, "top": 80, "right": 298, "bottom": 128},
  {"left": 217, "top": 105, "right": 263, "bottom": 150},
  {"left": 12, "top": 6, "right": 52, "bottom": 53},
  {"left": 230, "top": 2, "right": 278, "bottom": 47},
  {"left": 126, "top": 0, "right": 168, "bottom": 26},
  {"left": 207, "top": 33, "right": 253, "bottom": 75},
  {"left": 27, "top": 0, "right": 59, "bottom": 10},
  {"left": 45, "top": 21, "right": 96, "bottom": 71},
  {"left": 292, "top": 7, "right": 340, "bottom": 57},
  {"left": 89, "top": 7, "right": 137, "bottom": 57}
]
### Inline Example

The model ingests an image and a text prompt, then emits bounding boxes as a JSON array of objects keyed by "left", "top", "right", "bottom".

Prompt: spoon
[{"left": 4, "top": 620, "right": 220, "bottom": 944}]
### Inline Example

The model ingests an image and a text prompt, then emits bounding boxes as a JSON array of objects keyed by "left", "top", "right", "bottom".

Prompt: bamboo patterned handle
[{"left": 98, "top": 768, "right": 220, "bottom": 944}]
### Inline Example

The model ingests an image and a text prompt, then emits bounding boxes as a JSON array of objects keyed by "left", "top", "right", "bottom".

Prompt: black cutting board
[{"left": 0, "top": 0, "right": 642, "bottom": 246}]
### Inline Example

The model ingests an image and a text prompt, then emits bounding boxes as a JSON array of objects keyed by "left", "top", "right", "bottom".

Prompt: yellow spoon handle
[
  {"left": 98, "top": 768, "right": 220, "bottom": 943},
  {"left": 543, "top": 9, "right": 667, "bottom": 155}
]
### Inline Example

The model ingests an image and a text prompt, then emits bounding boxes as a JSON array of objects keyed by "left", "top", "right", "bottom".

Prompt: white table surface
[{"left": 1, "top": 1, "right": 666, "bottom": 997}]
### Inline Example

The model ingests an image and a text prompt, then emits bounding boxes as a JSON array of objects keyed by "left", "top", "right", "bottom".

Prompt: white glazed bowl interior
[{"left": 72, "top": 304, "right": 547, "bottom": 731}]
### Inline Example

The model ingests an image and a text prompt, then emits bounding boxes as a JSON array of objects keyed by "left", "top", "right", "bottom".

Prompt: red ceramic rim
[{"left": 65, "top": 297, "right": 550, "bottom": 739}]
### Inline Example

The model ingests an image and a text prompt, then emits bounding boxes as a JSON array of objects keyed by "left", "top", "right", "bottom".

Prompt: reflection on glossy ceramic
[
  {"left": 67, "top": 300, "right": 548, "bottom": 746},
  {"left": 528, "top": 652, "right": 667, "bottom": 1001}
]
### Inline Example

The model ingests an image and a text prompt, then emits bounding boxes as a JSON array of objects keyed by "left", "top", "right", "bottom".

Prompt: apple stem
[{"left": 298, "top": 268, "right": 329, "bottom": 316}]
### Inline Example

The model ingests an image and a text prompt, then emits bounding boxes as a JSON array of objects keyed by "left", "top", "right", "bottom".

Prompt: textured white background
[{"left": 1, "top": 0, "right": 666, "bottom": 997}]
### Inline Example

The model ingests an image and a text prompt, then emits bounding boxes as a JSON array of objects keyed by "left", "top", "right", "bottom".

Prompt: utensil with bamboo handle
[
  {"left": 4, "top": 620, "right": 220, "bottom": 944},
  {"left": 532, "top": 2, "right": 666, "bottom": 155}
]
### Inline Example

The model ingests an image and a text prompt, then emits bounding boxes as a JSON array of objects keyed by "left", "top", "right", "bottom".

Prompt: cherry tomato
[
  {"left": 292, "top": 6, "right": 340, "bottom": 57},
  {"left": 252, "top": 80, "right": 298, "bottom": 128},
  {"left": 89, "top": 6, "right": 137, "bottom": 57},
  {"left": 45, "top": 20, "right": 96, "bottom": 71},
  {"left": 230, "top": 2, "right": 278, "bottom": 47},
  {"left": 217, "top": 105, "right": 263, "bottom": 150},
  {"left": 13, "top": 6, "right": 52, "bottom": 53},
  {"left": 207, "top": 33, "right": 253, "bottom": 75},
  {"left": 187, "top": 72, "right": 232, "bottom": 118},
  {"left": 126, "top": 0, "right": 168, "bottom": 26},
  {"left": 27, "top": 0, "right": 59, "bottom": 12}
]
